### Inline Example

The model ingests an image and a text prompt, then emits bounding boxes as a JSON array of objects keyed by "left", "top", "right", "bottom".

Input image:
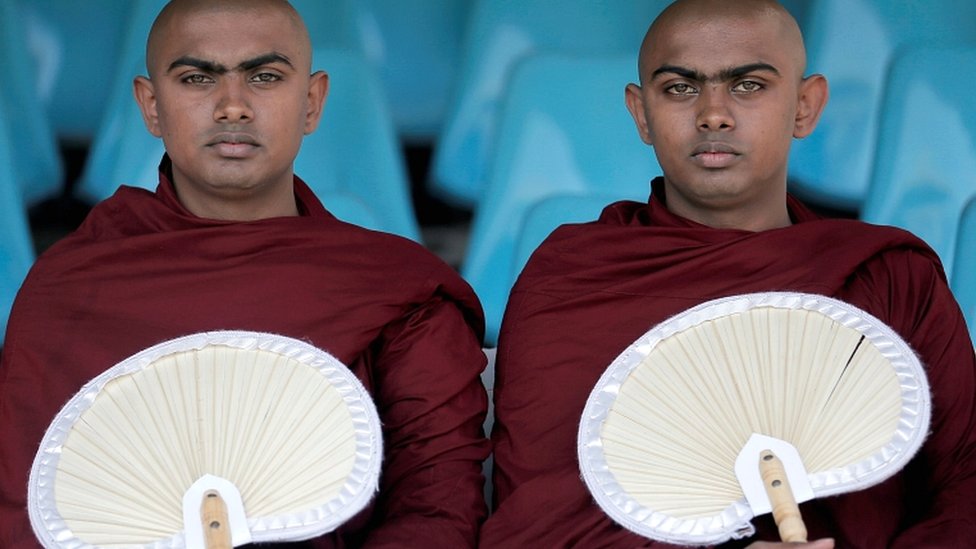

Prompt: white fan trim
[
  {"left": 28, "top": 330, "right": 383, "bottom": 548},
  {"left": 577, "top": 292, "right": 931, "bottom": 546}
]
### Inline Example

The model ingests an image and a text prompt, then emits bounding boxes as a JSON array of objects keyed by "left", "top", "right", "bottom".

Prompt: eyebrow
[
  {"left": 650, "top": 62, "right": 780, "bottom": 83},
  {"left": 166, "top": 52, "right": 295, "bottom": 74}
]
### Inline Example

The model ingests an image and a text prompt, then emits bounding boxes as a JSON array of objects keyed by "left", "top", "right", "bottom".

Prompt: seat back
[
  {"left": 429, "top": 0, "right": 668, "bottom": 207},
  {"left": 461, "top": 54, "right": 661, "bottom": 343},
  {"left": 0, "top": 0, "right": 63, "bottom": 205},
  {"left": 952, "top": 196, "right": 976, "bottom": 345},
  {"left": 359, "top": 0, "right": 471, "bottom": 141},
  {"left": 861, "top": 46, "right": 976, "bottom": 278},
  {"left": 16, "top": 0, "right": 130, "bottom": 143},
  {"left": 513, "top": 193, "right": 624, "bottom": 276},
  {"left": 789, "top": 0, "right": 976, "bottom": 210},
  {"left": 0, "top": 110, "right": 37, "bottom": 345},
  {"left": 293, "top": 49, "right": 421, "bottom": 241}
]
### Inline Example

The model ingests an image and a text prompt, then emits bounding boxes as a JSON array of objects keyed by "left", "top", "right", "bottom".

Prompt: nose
[
  {"left": 213, "top": 76, "right": 253, "bottom": 124},
  {"left": 696, "top": 85, "right": 734, "bottom": 132}
]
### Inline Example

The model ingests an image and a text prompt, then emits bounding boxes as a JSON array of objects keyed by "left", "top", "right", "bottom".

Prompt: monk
[
  {"left": 481, "top": 1, "right": 976, "bottom": 548},
  {"left": 0, "top": 1, "right": 489, "bottom": 547}
]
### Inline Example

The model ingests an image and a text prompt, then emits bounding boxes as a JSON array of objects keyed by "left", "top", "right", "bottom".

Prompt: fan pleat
[
  {"left": 601, "top": 307, "right": 904, "bottom": 520},
  {"left": 53, "top": 345, "right": 358, "bottom": 545}
]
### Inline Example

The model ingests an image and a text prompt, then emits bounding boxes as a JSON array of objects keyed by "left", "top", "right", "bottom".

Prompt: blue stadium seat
[
  {"left": 951, "top": 196, "right": 976, "bottom": 345},
  {"left": 0, "top": 110, "right": 37, "bottom": 345},
  {"left": 789, "top": 0, "right": 976, "bottom": 211},
  {"left": 429, "top": 0, "right": 669, "bottom": 208},
  {"left": 18, "top": 0, "right": 131, "bottom": 143},
  {"left": 357, "top": 0, "right": 471, "bottom": 142},
  {"left": 461, "top": 54, "right": 661, "bottom": 343},
  {"left": 293, "top": 49, "right": 421, "bottom": 241},
  {"left": 0, "top": 0, "right": 63, "bottom": 206},
  {"left": 513, "top": 193, "right": 623, "bottom": 278},
  {"left": 75, "top": 0, "right": 182, "bottom": 205},
  {"left": 861, "top": 46, "right": 976, "bottom": 279}
]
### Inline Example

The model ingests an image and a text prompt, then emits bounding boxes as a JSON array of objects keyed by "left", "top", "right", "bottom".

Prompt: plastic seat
[
  {"left": 513, "top": 193, "right": 624, "bottom": 276},
  {"left": 293, "top": 48, "right": 421, "bottom": 241},
  {"left": 861, "top": 46, "right": 976, "bottom": 279},
  {"left": 75, "top": 0, "right": 177, "bottom": 205},
  {"left": 788, "top": 0, "right": 976, "bottom": 211},
  {"left": 0, "top": 110, "right": 37, "bottom": 345},
  {"left": 0, "top": 0, "right": 63, "bottom": 206},
  {"left": 429, "top": 0, "right": 669, "bottom": 208},
  {"left": 357, "top": 0, "right": 471, "bottom": 142},
  {"left": 18, "top": 0, "right": 131, "bottom": 143},
  {"left": 953, "top": 196, "right": 976, "bottom": 345},
  {"left": 461, "top": 54, "right": 662, "bottom": 343}
]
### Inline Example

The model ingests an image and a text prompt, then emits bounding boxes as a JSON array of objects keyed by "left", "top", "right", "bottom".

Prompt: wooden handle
[
  {"left": 201, "top": 490, "right": 233, "bottom": 549},
  {"left": 758, "top": 450, "right": 808, "bottom": 543}
]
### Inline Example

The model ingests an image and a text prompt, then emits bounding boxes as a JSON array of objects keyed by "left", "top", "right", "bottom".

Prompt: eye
[
  {"left": 732, "top": 80, "right": 763, "bottom": 93},
  {"left": 181, "top": 73, "right": 214, "bottom": 85},
  {"left": 665, "top": 82, "right": 698, "bottom": 96},
  {"left": 251, "top": 72, "right": 282, "bottom": 84}
]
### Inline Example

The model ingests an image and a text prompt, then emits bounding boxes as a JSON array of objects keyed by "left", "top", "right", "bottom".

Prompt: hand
[{"left": 745, "top": 539, "right": 834, "bottom": 549}]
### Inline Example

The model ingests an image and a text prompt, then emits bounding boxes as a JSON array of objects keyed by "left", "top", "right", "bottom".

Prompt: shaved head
[
  {"left": 146, "top": 0, "right": 312, "bottom": 78},
  {"left": 623, "top": 0, "right": 828, "bottom": 231},
  {"left": 638, "top": 0, "right": 807, "bottom": 84},
  {"left": 133, "top": 0, "right": 329, "bottom": 221}
]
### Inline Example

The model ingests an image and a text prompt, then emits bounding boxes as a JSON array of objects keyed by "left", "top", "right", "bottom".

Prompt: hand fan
[
  {"left": 28, "top": 330, "right": 383, "bottom": 548},
  {"left": 578, "top": 292, "right": 930, "bottom": 546}
]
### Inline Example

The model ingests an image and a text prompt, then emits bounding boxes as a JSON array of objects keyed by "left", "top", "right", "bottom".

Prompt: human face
[
  {"left": 626, "top": 10, "right": 825, "bottom": 229},
  {"left": 134, "top": 4, "right": 327, "bottom": 219}
]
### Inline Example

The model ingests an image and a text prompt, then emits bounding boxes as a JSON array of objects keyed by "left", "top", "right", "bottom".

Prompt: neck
[
  {"left": 173, "top": 181, "right": 300, "bottom": 221},
  {"left": 660, "top": 180, "right": 792, "bottom": 232}
]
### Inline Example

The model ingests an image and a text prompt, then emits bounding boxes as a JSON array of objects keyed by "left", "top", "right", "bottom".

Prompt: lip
[
  {"left": 207, "top": 133, "right": 260, "bottom": 159},
  {"left": 691, "top": 142, "right": 740, "bottom": 169}
]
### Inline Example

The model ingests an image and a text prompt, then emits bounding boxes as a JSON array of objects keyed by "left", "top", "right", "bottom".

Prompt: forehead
[
  {"left": 153, "top": 6, "right": 306, "bottom": 68},
  {"left": 645, "top": 13, "right": 799, "bottom": 78}
]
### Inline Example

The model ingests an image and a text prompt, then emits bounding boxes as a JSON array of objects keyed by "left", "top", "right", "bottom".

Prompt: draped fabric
[
  {"left": 481, "top": 178, "right": 976, "bottom": 548},
  {"left": 0, "top": 157, "right": 490, "bottom": 548}
]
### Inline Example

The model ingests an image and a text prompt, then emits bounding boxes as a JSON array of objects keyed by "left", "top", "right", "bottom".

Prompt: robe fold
[
  {"left": 481, "top": 178, "right": 976, "bottom": 548},
  {"left": 0, "top": 158, "right": 490, "bottom": 548}
]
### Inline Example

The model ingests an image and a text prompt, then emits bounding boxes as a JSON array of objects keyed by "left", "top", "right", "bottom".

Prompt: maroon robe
[
  {"left": 0, "top": 158, "right": 490, "bottom": 548},
  {"left": 480, "top": 179, "right": 976, "bottom": 548}
]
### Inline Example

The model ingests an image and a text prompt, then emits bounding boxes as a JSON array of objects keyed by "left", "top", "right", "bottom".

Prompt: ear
[
  {"left": 133, "top": 76, "right": 163, "bottom": 137},
  {"left": 625, "top": 83, "right": 654, "bottom": 145},
  {"left": 303, "top": 70, "right": 330, "bottom": 135},
  {"left": 793, "top": 74, "right": 829, "bottom": 139}
]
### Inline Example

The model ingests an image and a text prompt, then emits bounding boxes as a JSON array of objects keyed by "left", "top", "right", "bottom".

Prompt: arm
[
  {"left": 482, "top": 289, "right": 671, "bottom": 548},
  {"left": 0, "top": 336, "right": 52, "bottom": 548},
  {"left": 360, "top": 295, "right": 490, "bottom": 548},
  {"left": 845, "top": 250, "right": 976, "bottom": 547}
]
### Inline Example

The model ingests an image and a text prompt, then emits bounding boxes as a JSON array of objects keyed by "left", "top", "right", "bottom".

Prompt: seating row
[
  {"left": 1, "top": 1, "right": 975, "bottom": 346},
  {"left": 467, "top": 43, "right": 976, "bottom": 343}
]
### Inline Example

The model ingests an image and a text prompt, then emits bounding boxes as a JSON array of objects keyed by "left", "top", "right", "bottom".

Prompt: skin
[
  {"left": 625, "top": 0, "right": 828, "bottom": 232},
  {"left": 133, "top": 0, "right": 329, "bottom": 221}
]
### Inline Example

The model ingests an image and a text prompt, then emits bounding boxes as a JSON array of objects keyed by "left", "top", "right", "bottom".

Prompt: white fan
[
  {"left": 578, "top": 292, "right": 930, "bottom": 546},
  {"left": 28, "top": 331, "right": 383, "bottom": 548}
]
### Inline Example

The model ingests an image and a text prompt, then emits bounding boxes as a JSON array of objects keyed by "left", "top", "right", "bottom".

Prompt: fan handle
[
  {"left": 759, "top": 450, "right": 808, "bottom": 542},
  {"left": 201, "top": 491, "right": 233, "bottom": 549}
]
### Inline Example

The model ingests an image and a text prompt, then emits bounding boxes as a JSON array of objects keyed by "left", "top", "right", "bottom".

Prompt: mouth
[
  {"left": 207, "top": 133, "right": 260, "bottom": 159},
  {"left": 691, "top": 142, "right": 740, "bottom": 169}
]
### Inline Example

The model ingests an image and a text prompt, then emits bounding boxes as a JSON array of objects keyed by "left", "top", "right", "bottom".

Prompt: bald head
[
  {"left": 146, "top": 0, "right": 312, "bottom": 78},
  {"left": 638, "top": 0, "right": 807, "bottom": 84}
]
